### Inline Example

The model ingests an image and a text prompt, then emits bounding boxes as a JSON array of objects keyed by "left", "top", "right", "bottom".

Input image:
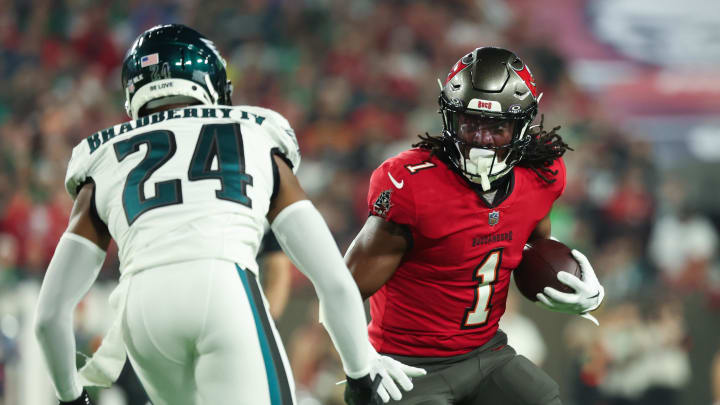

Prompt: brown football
[{"left": 513, "top": 238, "right": 582, "bottom": 302}]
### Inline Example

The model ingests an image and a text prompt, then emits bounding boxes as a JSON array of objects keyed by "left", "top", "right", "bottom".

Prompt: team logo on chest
[{"left": 488, "top": 210, "right": 500, "bottom": 226}]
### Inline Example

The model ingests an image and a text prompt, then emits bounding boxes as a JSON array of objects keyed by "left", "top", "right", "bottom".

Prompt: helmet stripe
[
  {"left": 513, "top": 65, "right": 539, "bottom": 98},
  {"left": 445, "top": 59, "right": 469, "bottom": 84}
]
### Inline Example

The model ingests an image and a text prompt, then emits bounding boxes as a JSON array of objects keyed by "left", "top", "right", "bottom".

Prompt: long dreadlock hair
[{"left": 412, "top": 115, "right": 572, "bottom": 185}]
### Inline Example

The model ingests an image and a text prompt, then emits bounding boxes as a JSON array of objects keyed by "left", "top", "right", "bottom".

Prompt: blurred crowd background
[{"left": 0, "top": 0, "right": 719, "bottom": 404}]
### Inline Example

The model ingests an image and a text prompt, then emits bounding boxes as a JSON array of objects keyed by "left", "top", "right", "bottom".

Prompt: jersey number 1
[
  {"left": 462, "top": 248, "right": 502, "bottom": 328},
  {"left": 114, "top": 123, "right": 253, "bottom": 224}
]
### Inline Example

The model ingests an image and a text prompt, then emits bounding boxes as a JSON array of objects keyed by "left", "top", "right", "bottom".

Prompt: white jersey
[{"left": 65, "top": 105, "right": 300, "bottom": 276}]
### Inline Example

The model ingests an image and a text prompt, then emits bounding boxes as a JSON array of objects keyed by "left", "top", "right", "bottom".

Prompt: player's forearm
[
  {"left": 35, "top": 308, "right": 83, "bottom": 401},
  {"left": 271, "top": 200, "right": 372, "bottom": 377},
  {"left": 34, "top": 233, "right": 106, "bottom": 401},
  {"left": 346, "top": 254, "right": 392, "bottom": 301},
  {"left": 262, "top": 252, "right": 292, "bottom": 320},
  {"left": 345, "top": 216, "right": 408, "bottom": 301},
  {"left": 315, "top": 279, "right": 373, "bottom": 378}
]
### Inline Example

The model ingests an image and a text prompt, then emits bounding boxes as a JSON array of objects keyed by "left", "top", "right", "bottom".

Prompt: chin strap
[{"left": 479, "top": 175, "right": 491, "bottom": 191}]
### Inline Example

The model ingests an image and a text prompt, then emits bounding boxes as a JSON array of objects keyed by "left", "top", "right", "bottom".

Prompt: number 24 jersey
[
  {"left": 64, "top": 105, "right": 300, "bottom": 276},
  {"left": 366, "top": 148, "right": 565, "bottom": 356}
]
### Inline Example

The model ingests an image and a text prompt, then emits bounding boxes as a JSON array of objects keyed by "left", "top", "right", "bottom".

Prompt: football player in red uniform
[{"left": 345, "top": 47, "right": 605, "bottom": 404}]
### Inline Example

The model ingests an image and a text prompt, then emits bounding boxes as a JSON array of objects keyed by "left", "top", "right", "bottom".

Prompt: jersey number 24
[{"left": 114, "top": 123, "right": 253, "bottom": 224}]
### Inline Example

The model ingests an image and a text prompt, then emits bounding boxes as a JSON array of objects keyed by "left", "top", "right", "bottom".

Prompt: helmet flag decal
[{"left": 140, "top": 53, "right": 159, "bottom": 68}]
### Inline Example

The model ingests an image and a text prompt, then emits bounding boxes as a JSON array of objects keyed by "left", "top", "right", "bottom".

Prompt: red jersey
[{"left": 366, "top": 148, "right": 566, "bottom": 356}]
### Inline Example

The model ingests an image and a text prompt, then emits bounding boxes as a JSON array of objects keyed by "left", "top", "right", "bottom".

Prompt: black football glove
[
  {"left": 344, "top": 374, "right": 383, "bottom": 405},
  {"left": 59, "top": 389, "right": 93, "bottom": 405}
]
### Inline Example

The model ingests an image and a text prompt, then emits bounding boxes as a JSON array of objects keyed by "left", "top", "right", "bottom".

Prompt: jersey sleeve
[
  {"left": 64, "top": 142, "right": 92, "bottom": 200},
  {"left": 258, "top": 108, "right": 301, "bottom": 173},
  {"left": 551, "top": 157, "right": 566, "bottom": 200},
  {"left": 367, "top": 160, "right": 416, "bottom": 227}
]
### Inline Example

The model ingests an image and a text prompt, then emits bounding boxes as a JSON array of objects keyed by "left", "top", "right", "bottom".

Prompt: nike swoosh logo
[{"left": 388, "top": 172, "right": 404, "bottom": 189}]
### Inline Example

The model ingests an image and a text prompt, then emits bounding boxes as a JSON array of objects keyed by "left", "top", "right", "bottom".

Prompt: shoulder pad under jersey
[
  {"left": 64, "top": 141, "right": 93, "bottom": 199},
  {"left": 234, "top": 106, "right": 301, "bottom": 173}
]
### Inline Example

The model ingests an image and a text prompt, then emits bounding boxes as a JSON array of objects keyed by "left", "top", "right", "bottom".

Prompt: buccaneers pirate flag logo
[{"left": 373, "top": 189, "right": 393, "bottom": 218}]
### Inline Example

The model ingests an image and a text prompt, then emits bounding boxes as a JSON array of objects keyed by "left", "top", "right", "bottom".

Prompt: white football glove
[
  {"left": 368, "top": 350, "right": 427, "bottom": 403},
  {"left": 536, "top": 249, "right": 604, "bottom": 326}
]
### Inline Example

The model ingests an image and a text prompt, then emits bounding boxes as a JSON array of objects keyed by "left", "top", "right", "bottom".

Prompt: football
[{"left": 513, "top": 238, "right": 582, "bottom": 302}]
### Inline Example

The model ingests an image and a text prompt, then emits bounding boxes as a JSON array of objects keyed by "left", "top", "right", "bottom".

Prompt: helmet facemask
[{"left": 440, "top": 100, "right": 532, "bottom": 190}]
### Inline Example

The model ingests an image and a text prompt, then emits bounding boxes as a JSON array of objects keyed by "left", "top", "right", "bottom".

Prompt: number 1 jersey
[
  {"left": 366, "top": 148, "right": 565, "bottom": 356},
  {"left": 64, "top": 105, "right": 300, "bottom": 276}
]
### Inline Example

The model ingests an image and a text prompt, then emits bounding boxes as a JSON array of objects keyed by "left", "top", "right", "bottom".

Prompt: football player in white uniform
[{"left": 33, "top": 24, "right": 424, "bottom": 405}]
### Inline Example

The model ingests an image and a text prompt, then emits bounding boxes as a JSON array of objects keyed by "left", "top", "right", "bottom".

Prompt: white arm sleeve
[
  {"left": 34, "top": 233, "right": 106, "bottom": 401},
  {"left": 271, "top": 200, "right": 371, "bottom": 378}
]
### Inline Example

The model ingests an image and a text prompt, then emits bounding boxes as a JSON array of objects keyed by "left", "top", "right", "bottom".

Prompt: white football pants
[{"left": 122, "top": 259, "right": 295, "bottom": 404}]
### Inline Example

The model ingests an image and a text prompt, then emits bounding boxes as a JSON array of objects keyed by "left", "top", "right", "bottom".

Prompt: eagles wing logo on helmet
[
  {"left": 121, "top": 24, "right": 233, "bottom": 120},
  {"left": 200, "top": 38, "right": 227, "bottom": 67}
]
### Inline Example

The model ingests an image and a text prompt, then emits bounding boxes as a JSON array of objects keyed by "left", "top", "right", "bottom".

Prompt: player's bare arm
[
  {"left": 67, "top": 183, "right": 112, "bottom": 248},
  {"left": 261, "top": 250, "right": 292, "bottom": 320},
  {"left": 528, "top": 211, "right": 552, "bottom": 241},
  {"left": 345, "top": 216, "right": 410, "bottom": 300},
  {"left": 267, "top": 154, "right": 308, "bottom": 220}
]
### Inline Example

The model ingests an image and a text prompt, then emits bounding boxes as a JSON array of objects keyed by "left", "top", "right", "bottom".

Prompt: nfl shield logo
[{"left": 488, "top": 211, "right": 500, "bottom": 226}]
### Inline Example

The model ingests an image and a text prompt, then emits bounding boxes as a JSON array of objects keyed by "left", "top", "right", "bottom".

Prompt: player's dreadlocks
[
  {"left": 412, "top": 115, "right": 572, "bottom": 185},
  {"left": 411, "top": 133, "right": 443, "bottom": 155}
]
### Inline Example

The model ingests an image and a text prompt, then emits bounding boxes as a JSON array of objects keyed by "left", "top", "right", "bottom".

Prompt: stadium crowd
[{"left": 0, "top": 1, "right": 718, "bottom": 404}]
